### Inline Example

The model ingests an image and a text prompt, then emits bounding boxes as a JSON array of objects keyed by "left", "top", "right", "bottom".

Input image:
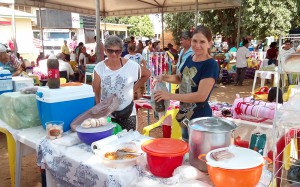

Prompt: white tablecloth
[{"left": 37, "top": 132, "right": 211, "bottom": 187}]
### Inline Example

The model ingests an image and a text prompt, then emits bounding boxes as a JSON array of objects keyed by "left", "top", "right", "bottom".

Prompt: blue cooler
[
  {"left": 0, "top": 69, "right": 13, "bottom": 94},
  {"left": 36, "top": 84, "right": 95, "bottom": 132}
]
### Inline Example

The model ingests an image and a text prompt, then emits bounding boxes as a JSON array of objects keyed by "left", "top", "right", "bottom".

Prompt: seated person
[
  {"left": 56, "top": 53, "right": 74, "bottom": 82},
  {"left": 0, "top": 44, "right": 23, "bottom": 76}
]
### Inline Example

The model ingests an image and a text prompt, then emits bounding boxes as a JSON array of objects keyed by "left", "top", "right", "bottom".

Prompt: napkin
[{"left": 52, "top": 132, "right": 81, "bottom": 146}]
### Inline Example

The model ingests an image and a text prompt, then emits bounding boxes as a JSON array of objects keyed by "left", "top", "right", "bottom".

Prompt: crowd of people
[{"left": 2, "top": 25, "right": 297, "bottom": 137}]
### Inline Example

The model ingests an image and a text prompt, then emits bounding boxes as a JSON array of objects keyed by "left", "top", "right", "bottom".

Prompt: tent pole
[
  {"left": 161, "top": 9, "right": 164, "bottom": 48},
  {"left": 38, "top": 3, "right": 45, "bottom": 56},
  {"left": 195, "top": 0, "right": 198, "bottom": 27},
  {"left": 11, "top": 0, "right": 17, "bottom": 55},
  {"left": 236, "top": 7, "right": 241, "bottom": 48},
  {"left": 95, "top": 0, "right": 101, "bottom": 61}
]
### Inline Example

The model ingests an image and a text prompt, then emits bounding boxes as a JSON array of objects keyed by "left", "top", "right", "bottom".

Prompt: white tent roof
[{"left": 15, "top": 0, "right": 241, "bottom": 16}]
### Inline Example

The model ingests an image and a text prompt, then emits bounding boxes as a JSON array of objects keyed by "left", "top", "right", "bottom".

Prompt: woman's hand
[
  {"left": 154, "top": 90, "right": 171, "bottom": 102},
  {"left": 152, "top": 75, "right": 163, "bottom": 87}
]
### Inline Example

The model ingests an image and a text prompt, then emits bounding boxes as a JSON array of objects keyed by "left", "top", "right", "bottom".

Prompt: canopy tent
[
  {"left": 11, "top": 0, "right": 242, "bottom": 58},
  {"left": 14, "top": 0, "right": 241, "bottom": 17}
]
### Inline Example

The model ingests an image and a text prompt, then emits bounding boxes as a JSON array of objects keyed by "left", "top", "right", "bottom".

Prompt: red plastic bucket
[{"left": 141, "top": 138, "right": 189, "bottom": 178}]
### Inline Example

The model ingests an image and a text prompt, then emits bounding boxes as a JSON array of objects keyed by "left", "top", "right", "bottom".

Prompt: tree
[
  {"left": 199, "top": 9, "right": 239, "bottom": 47},
  {"left": 103, "top": 16, "right": 154, "bottom": 38},
  {"left": 164, "top": 12, "right": 195, "bottom": 45},
  {"left": 164, "top": 0, "right": 300, "bottom": 48},
  {"left": 241, "top": 0, "right": 297, "bottom": 39}
]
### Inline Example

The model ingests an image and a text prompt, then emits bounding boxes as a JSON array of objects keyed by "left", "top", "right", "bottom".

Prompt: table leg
[
  {"left": 147, "top": 109, "right": 150, "bottom": 125},
  {"left": 0, "top": 128, "right": 16, "bottom": 187},
  {"left": 15, "top": 141, "right": 22, "bottom": 187},
  {"left": 260, "top": 78, "right": 265, "bottom": 87},
  {"left": 46, "top": 168, "right": 57, "bottom": 187},
  {"left": 252, "top": 71, "right": 258, "bottom": 94}
]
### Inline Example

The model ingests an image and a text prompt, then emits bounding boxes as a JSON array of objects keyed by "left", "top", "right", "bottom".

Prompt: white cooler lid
[
  {"left": 36, "top": 84, "right": 94, "bottom": 103},
  {"left": 206, "top": 146, "right": 264, "bottom": 170},
  {"left": 12, "top": 76, "right": 34, "bottom": 83}
]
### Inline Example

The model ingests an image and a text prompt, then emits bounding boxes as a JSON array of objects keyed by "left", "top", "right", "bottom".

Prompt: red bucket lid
[{"left": 141, "top": 138, "right": 189, "bottom": 157}]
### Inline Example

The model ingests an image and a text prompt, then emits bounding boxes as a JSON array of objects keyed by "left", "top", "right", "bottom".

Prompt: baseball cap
[{"left": 0, "top": 44, "right": 7, "bottom": 53}]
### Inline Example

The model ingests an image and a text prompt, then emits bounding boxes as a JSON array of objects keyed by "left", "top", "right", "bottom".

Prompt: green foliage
[
  {"left": 164, "top": 13, "right": 195, "bottom": 45},
  {"left": 199, "top": 9, "right": 239, "bottom": 47},
  {"left": 164, "top": 0, "right": 300, "bottom": 48},
  {"left": 241, "top": 0, "right": 297, "bottom": 39},
  {"left": 103, "top": 16, "right": 154, "bottom": 38}
]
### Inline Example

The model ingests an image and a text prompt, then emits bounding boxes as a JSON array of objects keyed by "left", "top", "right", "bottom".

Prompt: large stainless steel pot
[{"left": 183, "top": 117, "right": 237, "bottom": 172}]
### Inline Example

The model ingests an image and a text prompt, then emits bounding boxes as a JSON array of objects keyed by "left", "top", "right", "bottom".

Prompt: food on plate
[
  {"left": 81, "top": 117, "right": 108, "bottom": 128},
  {"left": 104, "top": 152, "right": 118, "bottom": 160},
  {"left": 211, "top": 149, "right": 234, "bottom": 161},
  {"left": 46, "top": 124, "right": 63, "bottom": 140},
  {"left": 104, "top": 148, "right": 138, "bottom": 160},
  {"left": 122, "top": 154, "right": 138, "bottom": 159}
]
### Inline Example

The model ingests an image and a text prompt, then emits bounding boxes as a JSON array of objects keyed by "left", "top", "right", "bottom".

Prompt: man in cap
[
  {"left": 176, "top": 31, "right": 194, "bottom": 73},
  {"left": 0, "top": 43, "right": 23, "bottom": 76}
]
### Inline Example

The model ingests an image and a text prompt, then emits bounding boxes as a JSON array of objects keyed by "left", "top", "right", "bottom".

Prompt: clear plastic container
[{"left": 46, "top": 121, "right": 64, "bottom": 140}]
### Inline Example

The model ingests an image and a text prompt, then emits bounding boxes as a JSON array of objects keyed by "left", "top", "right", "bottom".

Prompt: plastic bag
[
  {"left": 151, "top": 82, "right": 170, "bottom": 113},
  {"left": 70, "top": 94, "right": 120, "bottom": 131},
  {"left": 0, "top": 92, "right": 41, "bottom": 129}
]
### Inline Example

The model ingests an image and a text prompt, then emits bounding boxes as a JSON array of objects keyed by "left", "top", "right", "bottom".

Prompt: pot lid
[
  {"left": 189, "top": 117, "right": 237, "bottom": 133},
  {"left": 76, "top": 123, "right": 115, "bottom": 133},
  {"left": 206, "top": 146, "right": 264, "bottom": 169},
  {"left": 141, "top": 138, "right": 189, "bottom": 157}
]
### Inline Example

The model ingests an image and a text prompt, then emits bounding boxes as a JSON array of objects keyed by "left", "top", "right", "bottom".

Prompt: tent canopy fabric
[{"left": 15, "top": 0, "right": 241, "bottom": 16}]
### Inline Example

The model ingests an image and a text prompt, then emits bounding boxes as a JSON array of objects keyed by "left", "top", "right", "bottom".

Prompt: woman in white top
[
  {"left": 124, "top": 43, "right": 146, "bottom": 66},
  {"left": 93, "top": 36, "right": 151, "bottom": 130}
]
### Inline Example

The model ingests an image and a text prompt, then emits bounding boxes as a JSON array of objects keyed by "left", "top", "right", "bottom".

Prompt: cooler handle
[{"left": 36, "top": 91, "right": 43, "bottom": 98}]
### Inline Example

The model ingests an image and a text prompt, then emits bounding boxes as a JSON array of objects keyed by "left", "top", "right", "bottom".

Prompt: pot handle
[
  {"left": 198, "top": 154, "right": 207, "bottom": 163},
  {"left": 263, "top": 157, "right": 272, "bottom": 165},
  {"left": 182, "top": 118, "right": 189, "bottom": 127}
]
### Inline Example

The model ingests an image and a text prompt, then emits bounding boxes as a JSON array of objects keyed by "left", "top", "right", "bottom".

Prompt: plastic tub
[
  {"left": 198, "top": 146, "right": 271, "bottom": 187},
  {"left": 76, "top": 123, "right": 115, "bottom": 145},
  {"left": 141, "top": 138, "right": 189, "bottom": 178}
]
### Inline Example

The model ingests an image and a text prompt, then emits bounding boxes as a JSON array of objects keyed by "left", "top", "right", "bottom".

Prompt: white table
[
  {"left": 15, "top": 126, "right": 46, "bottom": 187},
  {"left": 225, "top": 117, "right": 273, "bottom": 129}
]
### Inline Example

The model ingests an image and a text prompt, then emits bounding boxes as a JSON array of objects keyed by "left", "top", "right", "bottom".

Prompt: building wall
[{"left": 0, "top": 18, "right": 36, "bottom": 54}]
